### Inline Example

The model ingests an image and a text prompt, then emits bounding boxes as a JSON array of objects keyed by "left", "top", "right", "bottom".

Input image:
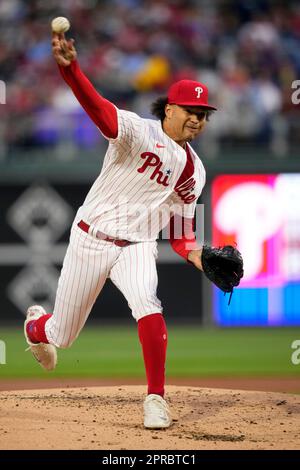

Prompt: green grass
[{"left": 0, "top": 326, "right": 300, "bottom": 378}]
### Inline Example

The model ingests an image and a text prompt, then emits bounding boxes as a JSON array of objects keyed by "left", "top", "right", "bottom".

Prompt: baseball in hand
[{"left": 51, "top": 17, "right": 70, "bottom": 34}]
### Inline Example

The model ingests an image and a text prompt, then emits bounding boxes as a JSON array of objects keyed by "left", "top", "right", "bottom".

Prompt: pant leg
[
  {"left": 45, "top": 225, "right": 120, "bottom": 348},
  {"left": 109, "top": 241, "right": 162, "bottom": 321}
]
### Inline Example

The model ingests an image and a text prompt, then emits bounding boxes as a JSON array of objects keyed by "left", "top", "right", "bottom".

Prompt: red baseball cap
[{"left": 167, "top": 79, "right": 217, "bottom": 110}]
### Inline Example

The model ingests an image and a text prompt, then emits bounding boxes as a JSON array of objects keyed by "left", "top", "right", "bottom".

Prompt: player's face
[{"left": 164, "top": 104, "right": 208, "bottom": 145}]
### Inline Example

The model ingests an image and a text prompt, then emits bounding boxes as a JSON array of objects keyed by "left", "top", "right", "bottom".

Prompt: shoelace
[
  {"left": 146, "top": 397, "right": 170, "bottom": 413},
  {"left": 25, "top": 343, "right": 46, "bottom": 352}
]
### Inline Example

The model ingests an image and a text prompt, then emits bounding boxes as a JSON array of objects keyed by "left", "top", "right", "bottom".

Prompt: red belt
[{"left": 77, "top": 220, "right": 131, "bottom": 247}]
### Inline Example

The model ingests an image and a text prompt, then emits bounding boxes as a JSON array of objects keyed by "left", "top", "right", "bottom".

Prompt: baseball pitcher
[{"left": 24, "top": 29, "right": 243, "bottom": 429}]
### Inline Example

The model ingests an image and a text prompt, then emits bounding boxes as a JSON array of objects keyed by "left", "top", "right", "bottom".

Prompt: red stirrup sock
[
  {"left": 26, "top": 314, "right": 52, "bottom": 344},
  {"left": 138, "top": 313, "right": 168, "bottom": 398}
]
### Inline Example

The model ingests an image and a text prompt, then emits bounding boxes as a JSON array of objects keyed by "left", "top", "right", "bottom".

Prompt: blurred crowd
[{"left": 0, "top": 0, "right": 300, "bottom": 160}]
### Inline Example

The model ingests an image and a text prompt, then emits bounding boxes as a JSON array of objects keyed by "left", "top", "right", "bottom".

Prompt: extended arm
[{"left": 52, "top": 32, "right": 118, "bottom": 139}]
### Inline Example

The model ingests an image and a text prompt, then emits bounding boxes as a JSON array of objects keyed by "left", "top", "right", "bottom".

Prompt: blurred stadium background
[{"left": 0, "top": 0, "right": 300, "bottom": 387}]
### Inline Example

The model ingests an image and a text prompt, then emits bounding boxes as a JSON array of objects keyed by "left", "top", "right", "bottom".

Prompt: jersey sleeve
[
  {"left": 171, "top": 197, "right": 198, "bottom": 219},
  {"left": 181, "top": 200, "right": 197, "bottom": 219},
  {"left": 108, "top": 108, "right": 143, "bottom": 147}
]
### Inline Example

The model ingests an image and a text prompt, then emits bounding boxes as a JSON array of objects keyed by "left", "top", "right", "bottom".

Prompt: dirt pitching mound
[{"left": 0, "top": 386, "right": 299, "bottom": 450}]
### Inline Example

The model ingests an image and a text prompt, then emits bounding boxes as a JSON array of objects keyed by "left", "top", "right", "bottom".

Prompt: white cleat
[
  {"left": 143, "top": 394, "right": 172, "bottom": 429},
  {"left": 24, "top": 305, "right": 57, "bottom": 371}
]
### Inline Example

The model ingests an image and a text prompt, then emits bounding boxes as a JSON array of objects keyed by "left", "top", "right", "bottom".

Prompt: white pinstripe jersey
[{"left": 75, "top": 109, "right": 206, "bottom": 241}]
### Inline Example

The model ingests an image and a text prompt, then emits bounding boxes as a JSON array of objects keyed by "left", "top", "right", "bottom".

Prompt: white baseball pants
[{"left": 45, "top": 224, "right": 162, "bottom": 348}]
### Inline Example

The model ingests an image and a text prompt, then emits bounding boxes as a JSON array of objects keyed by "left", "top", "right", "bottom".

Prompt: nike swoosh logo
[{"left": 156, "top": 143, "right": 165, "bottom": 148}]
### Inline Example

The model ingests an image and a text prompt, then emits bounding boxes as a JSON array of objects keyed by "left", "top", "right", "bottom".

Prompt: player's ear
[{"left": 165, "top": 104, "right": 173, "bottom": 119}]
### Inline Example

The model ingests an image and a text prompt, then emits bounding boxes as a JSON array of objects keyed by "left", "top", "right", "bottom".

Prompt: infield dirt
[{"left": 0, "top": 385, "right": 299, "bottom": 450}]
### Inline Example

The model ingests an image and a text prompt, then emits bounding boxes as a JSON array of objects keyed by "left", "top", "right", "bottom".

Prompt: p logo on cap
[
  {"left": 195, "top": 86, "right": 203, "bottom": 98},
  {"left": 167, "top": 80, "right": 217, "bottom": 110}
]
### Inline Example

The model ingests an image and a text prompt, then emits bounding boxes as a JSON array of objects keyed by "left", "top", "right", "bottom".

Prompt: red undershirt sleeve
[
  {"left": 58, "top": 60, "right": 118, "bottom": 139},
  {"left": 169, "top": 215, "right": 199, "bottom": 261}
]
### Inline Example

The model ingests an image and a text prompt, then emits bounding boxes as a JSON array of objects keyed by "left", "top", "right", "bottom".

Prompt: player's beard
[{"left": 184, "top": 126, "right": 200, "bottom": 141}]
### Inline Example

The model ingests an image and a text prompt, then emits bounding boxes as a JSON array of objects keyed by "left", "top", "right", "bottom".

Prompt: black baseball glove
[{"left": 201, "top": 245, "right": 244, "bottom": 302}]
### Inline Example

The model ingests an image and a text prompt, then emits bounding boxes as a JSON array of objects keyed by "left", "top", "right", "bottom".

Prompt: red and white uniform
[
  {"left": 45, "top": 61, "right": 205, "bottom": 348},
  {"left": 76, "top": 110, "right": 205, "bottom": 241}
]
